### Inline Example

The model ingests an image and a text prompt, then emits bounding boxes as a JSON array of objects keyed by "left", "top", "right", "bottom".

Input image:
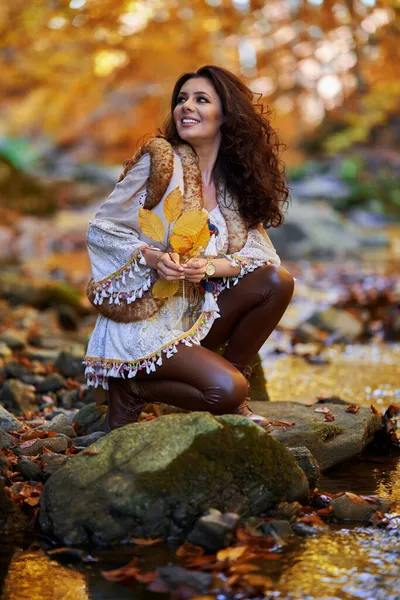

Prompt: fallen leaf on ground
[
  {"left": 269, "top": 420, "right": 295, "bottom": 428},
  {"left": 371, "top": 404, "right": 381, "bottom": 415},
  {"left": 176, "top": 543, "right": 204, "bottom": 558},
  {"left": 216, "top": 546, "right": 247, "bottom": 561},
  {"left": 314, "top": 407, "right": 331, "bottom": 414},
  {"left": 298, "top": 514, "right": 326, "bottom": 527},
  {"left": 324, "top": 413, "right": 335, "bottom": 422},
  {"left": 80, "top": 449, "right": 101, "bottom": 456},
  {"left": 346, "top": 404, "right": 360, "bottom": 413}
]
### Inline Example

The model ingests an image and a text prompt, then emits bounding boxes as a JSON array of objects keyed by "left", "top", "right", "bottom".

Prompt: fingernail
[{"left": 180, "top": 275, "right": 185, "bottom": 279}]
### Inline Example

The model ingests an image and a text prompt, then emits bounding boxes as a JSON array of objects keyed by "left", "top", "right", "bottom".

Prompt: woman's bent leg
[
  {"left": 107, "top": 344, "right": 248, "bottom": 429},
  {"left": 202, "top": 264, "right": 294, "bottom": 368}
]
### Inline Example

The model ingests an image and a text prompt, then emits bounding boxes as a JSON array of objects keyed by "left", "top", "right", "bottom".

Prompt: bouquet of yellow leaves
[{"left": 138, "top": 187, "right": 210, "bottom": 299}]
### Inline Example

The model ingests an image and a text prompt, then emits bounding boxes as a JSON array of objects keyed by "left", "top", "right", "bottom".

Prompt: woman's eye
[{"left": 198, "top": 97, "right": 208, "bottom": 103}]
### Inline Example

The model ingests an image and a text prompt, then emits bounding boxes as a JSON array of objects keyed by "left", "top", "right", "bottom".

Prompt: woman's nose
[{"left": 182, "top": 99, "right": 195, "bottom": 111}]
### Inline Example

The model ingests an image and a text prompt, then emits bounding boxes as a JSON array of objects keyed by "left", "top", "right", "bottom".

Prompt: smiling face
[{"left": 173, "top": 77, "right": 224, "bottom": 146}]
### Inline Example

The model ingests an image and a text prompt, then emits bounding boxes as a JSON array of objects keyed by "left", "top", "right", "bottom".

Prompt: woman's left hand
[{"left": 182, "top": 257, "right": 208, "bottom": 283}]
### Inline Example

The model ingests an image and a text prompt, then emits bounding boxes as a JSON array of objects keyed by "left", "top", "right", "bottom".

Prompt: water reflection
[
  {"left": 275, "top": 528, "right": 400, "bottom": 600},
  {"left": 1, "top": 549, "right": 88, "bottom": 600}
]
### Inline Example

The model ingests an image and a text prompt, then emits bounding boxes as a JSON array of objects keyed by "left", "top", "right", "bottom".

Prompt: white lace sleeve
[
  {"left": 221, "top": 225, "right": 281, "bottom": 288},
  {"left": 86, "top": 154, "right": 156, "bottom": 306}
]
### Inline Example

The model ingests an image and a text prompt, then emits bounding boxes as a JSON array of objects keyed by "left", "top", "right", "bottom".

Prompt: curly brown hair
[{"left": 160, "top": 65, "right": 289, "bottom": 229}]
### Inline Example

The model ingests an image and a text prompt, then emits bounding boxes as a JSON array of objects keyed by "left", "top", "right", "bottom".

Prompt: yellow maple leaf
[
  {"left": 172, "top": 211, "right": 209, "bottom": 238},
  {"left": 152, "top": 279, "right": 180, "bottom": 299},
  {"left": 170, "top": 234, "right": 193, "bottom": 254},
  {"left": 138, "top": 208, "right": 165, "bottom": 243},
  {"left": 188, "top": 223, "right": 210, "bottom": 256},
  {"left": 163, "top": 187, "right": 184, "bottom": 224}
]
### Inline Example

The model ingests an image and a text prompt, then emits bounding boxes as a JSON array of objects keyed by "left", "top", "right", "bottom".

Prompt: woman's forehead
[{"left": 179, "top": 77, "right": 216, "bottom": 96}]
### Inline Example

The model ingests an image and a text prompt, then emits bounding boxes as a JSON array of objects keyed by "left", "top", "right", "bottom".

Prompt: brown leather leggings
[{"left": 108, "top": 265, "right": 294, "bottom": 418}]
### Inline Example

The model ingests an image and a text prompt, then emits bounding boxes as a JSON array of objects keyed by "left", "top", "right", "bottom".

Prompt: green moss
[{"left": 310, "top": 420, "right": 344, "bottom": 440}]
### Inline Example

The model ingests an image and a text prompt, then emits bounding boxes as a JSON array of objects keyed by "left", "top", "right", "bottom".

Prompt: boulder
[
  {"left": 54, "top": 350, "right": 85, "bottom": 378},
  {"left": 72, "top": 403, "right": 107, "bottom": 435},
  {"left": 38, "top": 414, "right": 76, "bottom": 438},
  {"left": 0, "top": 405, "right": 24, "bottom": 432},
  {"left": 249, "top": 400, "right": 381, "bottom": 471},
  {"left": 331, "top": 492, "right": 392, "bottom": 522},
  {"left": 288, "top": 446, "right": 320, "bottom": 489},
  {"left": 187, "top": 509, "right": 240, "bottom": 553},
  {"left": 294, "top": 308, "right": 363, "bottom": 345},
  {"left": 40, "top": 413, "right": 308, "bottom": 546}
]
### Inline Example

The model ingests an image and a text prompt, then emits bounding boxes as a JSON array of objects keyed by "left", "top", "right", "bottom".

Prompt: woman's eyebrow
[{"left": 178, "top": 91, "right": 212, "bottom": 98}]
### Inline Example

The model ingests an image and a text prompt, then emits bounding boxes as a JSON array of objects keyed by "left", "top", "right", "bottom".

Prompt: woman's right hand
[{"left": 156, "top": 252, "right": 184, "bottom": 282}]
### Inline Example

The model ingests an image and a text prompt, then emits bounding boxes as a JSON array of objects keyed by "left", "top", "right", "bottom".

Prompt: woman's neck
[{"left": 191, "top": 136, "right": 221, "bottom": 185}]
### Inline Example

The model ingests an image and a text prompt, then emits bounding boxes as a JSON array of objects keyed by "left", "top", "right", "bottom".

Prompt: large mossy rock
[
  {"left": 39, "top": 413, "right": 308, "bottom": 546},
  {"left": 249, "top": 400, "right": 382, "bottom": 471}
]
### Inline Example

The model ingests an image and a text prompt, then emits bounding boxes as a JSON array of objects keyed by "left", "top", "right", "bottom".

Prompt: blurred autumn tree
[{"left": 0, "top": 0, "right": 399, "bottom": 164}]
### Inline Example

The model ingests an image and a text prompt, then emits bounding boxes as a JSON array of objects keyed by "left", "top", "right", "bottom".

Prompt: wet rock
[
  {"left": 250, "top": 400, "right": 382, "bottom": 471},
  {"left": 331, "top": 493, "right": 392, "bottom": 522},
  {"left": 36, "top": 373, "right": 67, "bottom": 394},
  {"left": 0, "top": 405, "right": 24, "bottom": 432},
  {"left": 289, "top": 446, "right": 320, "bottom": 490},
  {"left": 0, "top": 480, "right": 26, "bottom": 538},
  {"left": 157, "top": 566, "right": 213, "bottom": 594},
  {"left": 42, "top": 434, "right": 71, "bottom": 453},
  {"left": 58, "top": 389, "right": 80, "bottom": 410},
  {"left": 40, "top": 413, "right": 308, "bottom": 546},
  {"left": 54, "top": 350, "right": 85, "bottom": 378},
  {"left": 0, "top": 430, "right": 18, "bottom": 450},
  {"left": 260, "top": 519, "right": 294, "bottom": 540},
  {"left": 187, "top": 509, "right": 240, "bottom": 553},
  {"left": 16, "top": 457, "right": 42, "bottom": 481},
  {"left": 0, "top": 380, "right": 38, "bottom": 416},
  {"left": 38, "top": 413, "right": 76, "bottom": 438},
  {"left": 73, "top": 431, "right": 106, "bottom": 448},
  {"left": 268, "top": 501, "right": 303, "bottom": 521},
  {"left": 72, "top": 403, "right": 106, "bottom": 436},
  {"left": 292, "top": 519, "right": 328, "bottom": 536}
]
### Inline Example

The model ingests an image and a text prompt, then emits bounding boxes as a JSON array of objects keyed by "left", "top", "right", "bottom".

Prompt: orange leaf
[
  {"left": 163, "top": 187, "right": 184, "bottom": 224},
  {"left": 152, "top": 279, "right": 179, "bottom": 299},
  {"left": 131, "top": 537, "right": 162, "bottom": 546},
  {"left": 269, "top": 420, "right": 295, "bottom": 428},
  {"left": 175, "top": 543, "right": 204, "bottom": 558},
  {"left": 172, "top": 211, "right": 209, "bottom": 237},
  {"left": 189, "top": 223, "right": 211, "bottom": 256},
  {"left": 231, "top": 563, "right": 261, "bottom": 574},
  {"left": 216, "top": 546, "right": 247, "bottom": 561},
  {"left": 243, "top": 574, "right": 273, "bottom": 587},
  {"left": 80, "top": 449, "right": 101, "bottom": 456},
  {"left": 139, "top": 208, "right": 165, "bottom": 243},
  {"left": 298, "top": 514, "right": 326, "bottom": 527},
  {"left": 346, "top": 404, "right": 360, "bottom": 413},
  {"left": 170, "top": 234, "right": 193, "bottom": 254},
  {"left": 371, "top": 404, "right": 381, "bottom": 415}
]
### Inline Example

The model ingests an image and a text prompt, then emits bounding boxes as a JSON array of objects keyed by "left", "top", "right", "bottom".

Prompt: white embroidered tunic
[{"left": 84, "top": 151, "right": 281, "bottom": 389}]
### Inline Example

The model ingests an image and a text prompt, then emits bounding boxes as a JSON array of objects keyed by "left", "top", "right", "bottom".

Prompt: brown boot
[
  {"left": 234, "top": 397, "right": 271, "bottom": 430},
  {"left": 105, "top": 377, "right": 146, "bottom": 431}
]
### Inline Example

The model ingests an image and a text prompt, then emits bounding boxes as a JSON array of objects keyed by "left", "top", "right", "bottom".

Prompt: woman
[{"left": 84, "top": 65, "right": 294, "bottom": 431}]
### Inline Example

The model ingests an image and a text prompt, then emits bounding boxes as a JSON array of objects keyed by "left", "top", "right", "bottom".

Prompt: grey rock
[
  {"left": 0, "top": 405, "right": 24, "bottom": 432},
  {"left": 73, "top": 431, "right": 106, "bottom": 448},
  {"left": 36, "top": 373, "right": 67, "bottom": 394},
  {"left": 58, "top": 389, "right": 80, "bottom": 410},
  {"left": 0, "top": 430, "right": 18, "bottom": 450},
  {"left": 54, "top": 351, "right": 85, "bottom": 378},
  {"left": 157, "top": 566, "right": 213, "bottom": 594},
  {"left": 72, "top": 403, "right": 106, "bottom": 435},
  {"left": 268, "top": 501, "right": 302, "bottom": 521},
  {"left": 14, "top": 438, "right": 43, "bottom": 457},
  {"left": 0, "top": 480, "right": 26, "bottom": 538},
  {"left": 289, "top": 446, "right": 320, "bottom": 490},
  {"left": 41, "top": 453, "right": 69, "bottom": 480},
  {"left": 292, "top": 520, "right": 328, "bottom": 536},
  {"left": 331, "top": 493, "right": 392, "bottom": 522},
  {"left": 4, "top": 360, "right": 29, "bottom": 379},
  {"left": 0, "top": 333, "right": 25, "bottom": 351},
  {"left": 0, "top": 380, "right": 38, "bottom": 417},
  {"left": 42, "top": 435, "right": 71, "bottom": 453},
  {"left": 40, "top": 413, "right": 308, "bottom": 546},
  {"left": 294, "top": 308, "right": 363, "bottom": 345},
  {"left": 38, "top": 413, "right": 76, "bottom": 438},
  {"left": 260, "top": 519, "right": 294, "bottom": 539},
  {"left": 16, "top": 458, "right": 42, "bottom": 481},
  {"left": 249, "top": 400, "right": 381, "bottom": 471},
  {"left": 187, "top": 509, "right": 240, "bottom": 553}
]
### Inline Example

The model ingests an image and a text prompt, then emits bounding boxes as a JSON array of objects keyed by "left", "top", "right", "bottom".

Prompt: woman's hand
[
  {"left": 182, "top": 257, "right": 208, "bottom": 283},
  {"left": 156, "top": 252, "right": 184, "bottom": 282}
]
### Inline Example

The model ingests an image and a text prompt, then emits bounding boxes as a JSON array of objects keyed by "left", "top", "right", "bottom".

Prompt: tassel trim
[
  {"left": 91, "top": 246, "right": 153, "bottom": 306},
  {"left": 220, "top": 254, "right": 273, "bottom": 290},
  {"left": 84, "top": 307, "right": 218, "bottom": 390}
]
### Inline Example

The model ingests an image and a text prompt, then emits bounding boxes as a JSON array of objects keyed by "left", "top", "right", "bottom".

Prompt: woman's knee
[
  {"left": 254, "top": 264, "right": 295, "bottom": 303},
  {"left": 201, "top": 368, "right": 248, "bottom": 414}
]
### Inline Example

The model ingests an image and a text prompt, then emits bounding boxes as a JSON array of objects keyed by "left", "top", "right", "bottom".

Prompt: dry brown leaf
[
  {"left": 176, "top": 543, "right": 204, "bottom": 558},
  {"left": 314, "top": 407, "right": 331, "bottom": 414},
  {"left": 80, "top": 449, "right": 101, "bottom": 456},
  {"left": 298, "top": 514, "right": 326, "bottom": 527},
  {"left": 231, "top": 563, "right": 261, "bottom": 573},
  {"left": 371, "top": 404, "right": 381, "bottom": 415},
  {"left": 216, "top": 545, "right": 247, "bottom": 561},
  {"left": 139, "top": 208, "right": 165, "bottom": 243},
  {"left": 269, "top": 420, "right": 295, "bottom": 428},
  {"left": 152, "top": 279, "right": 180, "bottom": 299},
  {"left": 324, "top": 413, "right": 335, "bottom": 422},
  {"left": 164, "top": 187, "right": 184, "bottom": 224}
]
